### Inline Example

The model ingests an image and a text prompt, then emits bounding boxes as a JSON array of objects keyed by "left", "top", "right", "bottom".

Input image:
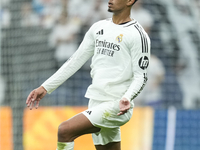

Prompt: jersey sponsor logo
[
  {"left": 138, "top": 56, "right": 149, "bottom": 69},
  {"left": 95, "top": 39, "right": 121, "bottom": 57},
  {"left": 96, "top": 29, "right": 104, "bottom": 35},
  {"left": 116, "top": 34, "right": 123, "bottom": 43},
  {"left": 86, "top": 110, "right": 92, "bottom": 115},
  {"left": 96, "top": 39, "right": 120, "bottom": 51},
  {"left": 97, "top": 48, "right": 114, "bottom": 57}
]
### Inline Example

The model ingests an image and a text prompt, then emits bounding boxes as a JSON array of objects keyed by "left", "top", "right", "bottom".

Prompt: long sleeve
[
  {"left": 122, "top": 25, "right": 151, "bottom": 101},
  {"left": 42, "top": 28, "right": 95, "bottom": 94}
]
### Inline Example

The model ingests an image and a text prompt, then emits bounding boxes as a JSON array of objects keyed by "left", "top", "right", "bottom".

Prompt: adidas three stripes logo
[{"left": 96, "top": 29, "right": 104, "bottom": 35}]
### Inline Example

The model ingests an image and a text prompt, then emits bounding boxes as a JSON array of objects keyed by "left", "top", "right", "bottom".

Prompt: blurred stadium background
[{"left": 0, "top": 0, "right": 200, "bottom": 150}]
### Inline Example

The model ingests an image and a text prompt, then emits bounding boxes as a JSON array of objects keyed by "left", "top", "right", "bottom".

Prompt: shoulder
[
  {"left": 85, "top": 18, "right": 111, "bottom": 37},
  {"left": 87, "top": 18, "right": 112, "bottom": 35},
  {"left": 122, "top": 20, "right": 150, "bottom": 43},
  {"left": 125, "top": 21, "right": 148, "bottom": 35},
  {"left": 132, "top": 21, "right": 150, "bottom": 43},
  {"left": 91, "top": 18, "right": 112, "bottom": 28}
]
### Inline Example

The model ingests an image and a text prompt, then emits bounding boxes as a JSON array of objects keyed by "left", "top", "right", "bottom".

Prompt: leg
[
  {"left": 95, "top": 142, "right": 121, "bottom": 150},
  {"left": 58, "top": 113, "right": 100, "bottom": 142},
  {"left": 82, "top": 99, "right": 133, "bottom": 150}
]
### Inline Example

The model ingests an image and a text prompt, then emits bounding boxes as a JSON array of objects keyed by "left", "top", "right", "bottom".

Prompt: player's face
[{"left": 108, "top": 0, "right": 132, "bottom": 12}]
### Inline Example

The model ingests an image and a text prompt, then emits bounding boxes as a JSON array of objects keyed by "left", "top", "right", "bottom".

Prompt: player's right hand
[{"left": 26, "top": 86, "right": 47, "bottom": 110}]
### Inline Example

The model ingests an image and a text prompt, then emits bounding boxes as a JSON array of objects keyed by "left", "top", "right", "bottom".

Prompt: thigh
[
  {"left": 95, "top": 142, "right": 121, "bottom": 150},
  {"left": 82, "top": 99, "right": 133, "bottom": 145},
  {"left": 91, "top": 127, "right": 121, "bottom": 146},
  {"left": 83, "top": 99, "right": 133, "bottom": 128},
  {"left": 58, "top": 113, "right": 100, "bottom": 142}
]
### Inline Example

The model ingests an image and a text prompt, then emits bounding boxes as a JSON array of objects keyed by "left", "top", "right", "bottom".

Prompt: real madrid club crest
[{"left": 116, "top": 34, "right": 123, "bottom": 43}]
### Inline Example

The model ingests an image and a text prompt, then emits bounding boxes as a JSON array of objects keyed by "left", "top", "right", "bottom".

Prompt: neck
[{"left": 112, "top": 9, "right": 132, "bottom": 24}]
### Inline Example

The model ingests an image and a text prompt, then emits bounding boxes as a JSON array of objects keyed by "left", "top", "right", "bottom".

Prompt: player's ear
[{"left": 127, "top": 0, "right": 135, "bottom": 6}]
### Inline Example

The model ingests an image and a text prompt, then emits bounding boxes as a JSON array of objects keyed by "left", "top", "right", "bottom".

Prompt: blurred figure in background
[
  {"left": 195, "top": 0, "right": 200, "bottom": 29},
  {"left": 78, "top": 0, "right": 111, "bottom": 39},
  {"left": 1, "top": 0, "right": 11, "bottom": 28},
  {"left": 171, "top": 0, "right": 200, "bottom": 109},
  {"left": 32, "top": 0, "right": 62, "bottom": 28},
  {"left": 21, "top": 2, "right": 40, "bottom": 27},
  {"left": 84, "top": 0, "right": 111, "bottom": 26},
  {"left": 49, "top": 0, "right": 81, "bottom": 68},
  {"left": 0, "top": 7, "right": 11, "bottom": 28},
  {"left": 40, "top": 0, "right": 62, "bottom": 29},
  {"left": 68, "top": 0, "right": 92, "bottom": 23}
]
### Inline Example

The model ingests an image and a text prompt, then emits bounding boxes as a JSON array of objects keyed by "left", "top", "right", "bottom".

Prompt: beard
[{"left": 108, "top": 8, "right": 113, "bottom": 12}]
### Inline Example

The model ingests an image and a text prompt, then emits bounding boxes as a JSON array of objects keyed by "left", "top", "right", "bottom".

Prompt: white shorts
[{"left": 82, "top": 99, "right": 134, "bottom": 145}]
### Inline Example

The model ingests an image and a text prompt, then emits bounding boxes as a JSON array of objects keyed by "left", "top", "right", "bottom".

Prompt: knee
[{"left": 58, "top": 121, "right": 73, "bottom": 142}]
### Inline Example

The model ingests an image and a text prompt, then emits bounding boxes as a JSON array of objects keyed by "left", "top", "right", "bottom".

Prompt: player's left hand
[{"left": 117, "top": 98, "right": 131, "bottom": 116}]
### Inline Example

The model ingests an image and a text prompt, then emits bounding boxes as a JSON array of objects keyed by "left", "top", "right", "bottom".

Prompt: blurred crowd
[
  {"left": 1, "top": 0, "right": 111, "bottom": 29},
  {"left": 1, "top": 0, "right": 200, "bottom": 109}
]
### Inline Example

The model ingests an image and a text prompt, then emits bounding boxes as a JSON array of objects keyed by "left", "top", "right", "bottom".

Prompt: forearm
[
  {"left": 42, "top": 50, "right": 92, "bottom": 94},
  {"left": 122, "top": 73, "right": 147, "bottom": 101}
]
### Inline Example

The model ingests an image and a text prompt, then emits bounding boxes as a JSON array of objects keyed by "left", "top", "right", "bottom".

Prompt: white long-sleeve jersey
[{"left": 42, "top": 18, "right": 151, "bottom": 102}]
